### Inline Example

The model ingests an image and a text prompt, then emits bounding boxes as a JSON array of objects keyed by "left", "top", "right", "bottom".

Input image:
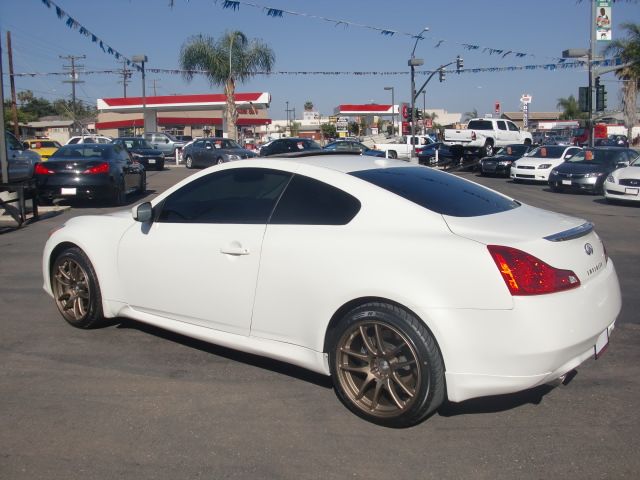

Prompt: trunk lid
[{"left": 443, "top": 204, "right": 608, "bottom": 286}]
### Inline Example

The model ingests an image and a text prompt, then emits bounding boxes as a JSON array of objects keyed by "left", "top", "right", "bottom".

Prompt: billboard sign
[{"left": 596, "top": 0, "right": 612, "bottom": 41}]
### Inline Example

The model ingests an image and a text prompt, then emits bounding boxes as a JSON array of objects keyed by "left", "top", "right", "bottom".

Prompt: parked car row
[{"left": 474, "top": 142, "right": 640, "bottom": 204}]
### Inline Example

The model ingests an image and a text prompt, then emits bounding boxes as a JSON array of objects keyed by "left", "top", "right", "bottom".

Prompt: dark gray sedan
[{"left": 182, "top": 138, "right": 257, "bottom": 169}]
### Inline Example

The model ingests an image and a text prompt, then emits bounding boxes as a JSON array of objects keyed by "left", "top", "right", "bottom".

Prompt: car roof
[{"left": 241, "top": 153, "right": 414, "bottom": 174}]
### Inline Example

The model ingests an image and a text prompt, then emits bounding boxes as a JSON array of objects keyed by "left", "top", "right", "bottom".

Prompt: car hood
[
  {"left": 612, "top": 166, "right": 640, "bottom": 179},
  {"left": 484, "top": 154, "right": 519, "bottom": 162},
  {"left": 555, "top": 162, "right": 609, "bottom": 174}
]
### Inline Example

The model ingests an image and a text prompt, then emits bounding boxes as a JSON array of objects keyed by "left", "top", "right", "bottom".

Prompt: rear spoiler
[{"left": 544, "top": 222, "right": 593, "bottom": 242}]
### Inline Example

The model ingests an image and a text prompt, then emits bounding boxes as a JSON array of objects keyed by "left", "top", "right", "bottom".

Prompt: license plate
[
  {"left": 148, "top": 159, "right": 156, "bottom": 164},
  {"left": 624, "top": 187, "right": 639, "bottom": 195},
  {"left": 562, "top": 180, "right": 572, "bottom": 185},
  {"left": 61, "top": 187, "right": 76, "bottom": 195},
  {"left": 594, "top": 328, "right": 609, "bottom": 359}
]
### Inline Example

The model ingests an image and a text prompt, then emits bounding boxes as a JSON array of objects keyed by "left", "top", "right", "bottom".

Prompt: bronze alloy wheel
[
  {"left": 52, "top": 257, "right": 91, "bottom": 323},
  {"left": 335, "top": 320, "right": 424, "bottom": 419},
  {"left": 50, "top": 247, "right": 105, "bottom": 329}
]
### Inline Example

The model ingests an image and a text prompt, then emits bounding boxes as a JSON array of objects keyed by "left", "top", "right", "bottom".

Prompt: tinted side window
[
  {"left": 497, "top": 121, "right": 507, "bottom": 131},
  {"left": 350, "top": 167, "right": 519, "bottom": 217},
  {"left": 507, "top": 122, "right": 519, "bottom": 132},
  {"left": 270, "top": 175, "right": 361, "bottom": 225},
  {"left": 158, "top": 168, "right": 292, "bottom": 224}
]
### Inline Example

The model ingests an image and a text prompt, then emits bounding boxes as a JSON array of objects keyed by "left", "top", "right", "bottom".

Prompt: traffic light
[
  {"left": 456, "top": 55, "right": 463, "bottom": 73},
  {"left": 596, "top": 84, "right": 607, "bottom": 111},
  {"left": 405, "top": 107, "right": 413, "bottom": 119},
  {"left": 416, "top": 109, "right": 423, "bottom": 120},
  {"left": 439, "top": 67, "right": 446, "bottom": 82},
  {"left": 578, "top": 86, "right": 589, "bottom": 112}
]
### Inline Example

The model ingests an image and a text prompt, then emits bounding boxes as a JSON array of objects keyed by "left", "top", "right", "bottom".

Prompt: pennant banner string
[
  {"left": 8, "top": 58, "right": 622, "bottom": 77},
  {"left": 208, "top": 0, "right": 565, "bottom": 61},
  {"left": 38, "top": 0, "right": 141, "bottom": 71}
]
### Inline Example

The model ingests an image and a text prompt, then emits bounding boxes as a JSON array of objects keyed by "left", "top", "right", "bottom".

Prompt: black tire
[
  {"left": 329, "top": 302, "right": 445, "bottom": 428},
  {"left": 38, "top": 196, "right": 54, "bottom": 206},
  {"left": 388, "top": 150, "right": 398, "bottom": 159},
  {"left": 549, "top": 184, "right": 561, "bottom": 193},
  {"left": 156, "top": 161, "right": 164, "bottom": 171},
  {"left": 50, "top": 247, "right": 105, "bottom": 329},
  {"left": 481, "top": 141, "right": 494, "bottom": 157},
  {"left": 524, "top": 138, "right": 532, "bottom": 146},
  {"left": 216, "top": 157, "right": 224, "bottom": 165},
  {"left": 112, "top": 179, "right": 126, "bottom": 206},
  {"left": 185, "top": 156, "right": 193, "bottom": 169}
]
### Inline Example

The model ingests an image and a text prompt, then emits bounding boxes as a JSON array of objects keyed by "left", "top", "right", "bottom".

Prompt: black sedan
[
  {"left": 548, "top": 147, "right": 639, "bottom": 195},
  {"left": 182, "top": 138, "right": 257, "bottom": 168},
  {"left": 323, "top": 140, "right": 385, "bottom": 157},
  {"left": 259, "top": 138, "right": 322, "bottom": 156},
  {"left": 479, "top": 144, "right": 533, "bottom": 177},
  {"left": 35, "top": 144, "right": 146, "bottom": 205},
  {"left": 112, "top": 137, "right": 165, "bottom": 171}
]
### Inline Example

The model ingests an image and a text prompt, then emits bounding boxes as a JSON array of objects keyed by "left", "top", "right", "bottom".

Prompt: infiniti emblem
[{"left": 584, "top": 243, "right": 594, "bottom": 255}]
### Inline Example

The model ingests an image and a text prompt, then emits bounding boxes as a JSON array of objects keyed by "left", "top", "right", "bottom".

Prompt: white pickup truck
[
  {"left": 443, "top": 118, "right": 532, "bottom": 157},
  {"left": 372, "top": 135, "right": 434, "bottom": 159}
]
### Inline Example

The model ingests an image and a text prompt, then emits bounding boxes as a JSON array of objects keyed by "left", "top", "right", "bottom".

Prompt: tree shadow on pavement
[{"left": 113, "top": 318, "right": 334, "bottom": 389}]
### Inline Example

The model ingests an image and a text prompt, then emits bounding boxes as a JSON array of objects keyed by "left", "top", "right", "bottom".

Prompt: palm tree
[
  {"left": 557, "top": 95, "right": 587, "bottom": 121},
  {"left": 604, "top": 22, "right": 640, "bottom": 140},
  {"left": 179, "top": 31, "right": 275, "bottom": 140},
  {"left": 304, "top": 101, "right": 314, "bottom": 111},
  {"left": 463, "top": 108, "right": 478, "bottom": 121}
]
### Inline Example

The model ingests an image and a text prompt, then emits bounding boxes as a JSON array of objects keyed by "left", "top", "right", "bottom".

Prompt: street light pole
[
  {"left": 384, "top": 86, "right": 395, "bottom": 135},
  {"left": 408, "top": 27, "right": 428, "bottom": 160},
  {"left": 132, "top": 55, "right": 148, "bottom": 134}
]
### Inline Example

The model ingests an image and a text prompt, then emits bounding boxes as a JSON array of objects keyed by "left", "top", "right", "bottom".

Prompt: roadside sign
[
  {"left": 328, "top": 116, "right": 338, "bottom": 123},
  {"left": 520, "top": 94, "right": 532, "bottom": 104}
]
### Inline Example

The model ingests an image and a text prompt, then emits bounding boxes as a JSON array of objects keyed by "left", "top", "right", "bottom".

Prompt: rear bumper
[
  {"left": 37, "top": 176, "right": 116, "bottom": 200},
  {"left": 424, "top": 260, "right": 622, "bottom": 402}
]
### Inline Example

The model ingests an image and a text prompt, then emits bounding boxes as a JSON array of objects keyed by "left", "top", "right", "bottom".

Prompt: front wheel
[
  {"left": 112, "top": 179, "right": 126, "bottom": 206},
  {"left": 185, "top": 156, "right": 193, "bottom": 169},
  {"left": 329, "top": 302, "right": 445, "bottom": 428},
  {"left": 481, "top": 141, "right": 494, "bottom": 157},
  {"left": 50, "top": 247, "right": 105, "bottom": 329}
]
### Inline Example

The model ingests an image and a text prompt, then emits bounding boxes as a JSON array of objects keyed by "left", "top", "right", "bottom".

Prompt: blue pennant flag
[
  {"left": 266, "top": 8, "right": 283, "bottom": 17},
  {"left": 222, "top": 1, "right": 240, "bottom": 10}
]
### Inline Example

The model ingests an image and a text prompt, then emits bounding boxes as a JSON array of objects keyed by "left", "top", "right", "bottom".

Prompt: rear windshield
[
  {"left": 467, "top": 120, "right": 494, "bottom": 130},
  {"left": 350, "top": 167, "right": 519, "bottom": 217},
  {"left": 50, "top": 145, "right": 112, "bottom": 160}
]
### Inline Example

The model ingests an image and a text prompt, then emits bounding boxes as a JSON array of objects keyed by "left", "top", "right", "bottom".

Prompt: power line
[{"left": 59, "top": 54, "right": 86, "bottom": 133}]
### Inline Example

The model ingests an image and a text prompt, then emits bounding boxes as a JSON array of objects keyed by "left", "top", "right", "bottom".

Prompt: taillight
[
  {"left": 471, "top": 131, "right": 477, "bottom": 141},
  {"left": 83, "top": 162, "right": 110, "bottom": 174},
  {"left": 487, "top": 245, "right": 580, "bottom": 296},
  {"left": 34, "top": 163, "right": 54, "bottom": 175}
]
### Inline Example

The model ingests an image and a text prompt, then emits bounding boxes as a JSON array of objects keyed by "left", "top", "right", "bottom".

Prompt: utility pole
[
  {"left": 59, "top": 54, "right": 86, "bottom": 134},
  {"left": 6, "top": 32, "right": 19, "bottom": 137},
  {"left": 147, "top": 79, "right": 160, "bottom": 96},
  {"left": 118, "top": 59, "right": 132, "bottom": 97}
]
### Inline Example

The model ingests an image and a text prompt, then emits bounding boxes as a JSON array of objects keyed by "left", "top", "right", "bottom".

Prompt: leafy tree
[
  {"left": 604, "top": 22, "right": 640, "bottom": 140},
  {"left": 348, "top": 121, "right": 360, "bottom": 136},
  {"left": 304, "top": 101, "right": 314, "bottom": 111},
  {"left": 290, "top": 121, "right": 301, "bottom": 136},
  {"left": 321, "top": 123, "right": 336, "bottom": 139},
  {"left": 179, "top": 31, "right": 275, "bottom": 141},
  {"left": 557, "top": 95, "right": 587, "bottom": 120}
]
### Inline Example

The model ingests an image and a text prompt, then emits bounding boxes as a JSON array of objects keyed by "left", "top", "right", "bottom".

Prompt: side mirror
[
  {"left": 132, "top": 202, "right": 153, "bottom": 223},
  {"left": 616, "top": 161, "right": 629, "bottom": 168},
  {"left": 165, "top": 139, "right": 170, "bottom": 144},
  {"left": 564, "top": 154, "right": 573, "bottom": 159},
  {"left": 23, "top": 142, "right": 30, "bottom": 149}
]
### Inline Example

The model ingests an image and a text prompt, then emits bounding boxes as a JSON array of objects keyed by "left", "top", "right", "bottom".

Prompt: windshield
[
  {"left": 50, "top": 145, "right": 112, "bottom": 160},
  {"left": 566, "top": 149, "right": 630, "bottom": 165},
  {"left": 119, "top": 138, "right": 152, "bottom": 149},
  {"left": 527, "top": 146, "right": 570, "bottom": 159},
  {"left": 496, "top": 145, "right": 528, "bottom": 156}
]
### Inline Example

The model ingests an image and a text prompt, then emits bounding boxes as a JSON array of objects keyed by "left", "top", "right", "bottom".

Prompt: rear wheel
[
  {"left": 138, "top": 171, "right": 147, "bottom": 194},
  {"left": 388, "top": 150, "right": 398, "bottom": 159},
  {"left": 50, "top": 247, "right": 105, "bottom": 329},
  {"left": 329, "top": 302, "right": 445, "bottom": 428},
  {"left": 185, "top": 156, "right": 193, "bottom": 169}
]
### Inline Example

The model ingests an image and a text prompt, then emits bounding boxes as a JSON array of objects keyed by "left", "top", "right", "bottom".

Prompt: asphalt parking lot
[{"left": 1, "top": 164, "right": 639, "bottom": 479}]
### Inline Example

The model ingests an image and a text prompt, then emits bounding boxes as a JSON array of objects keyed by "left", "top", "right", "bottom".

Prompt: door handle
[{"left": 220, "top": 246, "right": 250, "bottom": 256}]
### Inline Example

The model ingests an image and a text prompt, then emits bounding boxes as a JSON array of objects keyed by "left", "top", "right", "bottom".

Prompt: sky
[{"left": 1, "top": 0, "right": 638, "bottom": 121}]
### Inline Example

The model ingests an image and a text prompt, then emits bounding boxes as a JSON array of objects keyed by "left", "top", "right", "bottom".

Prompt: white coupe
[
  {"left": 42, "top": 155, "right": 621, "bottom": 427},
  {"left": 604, "top": 154, "right": 640, "bottom": 203},
  {"left": 510, "top": 145, "right": 582, "bottom": 183}
]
